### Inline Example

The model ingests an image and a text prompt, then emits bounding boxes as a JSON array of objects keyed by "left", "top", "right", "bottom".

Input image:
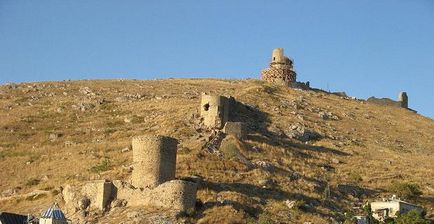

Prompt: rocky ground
[{"left": 0, "top": 79, "right": 433, "bottom": 223}]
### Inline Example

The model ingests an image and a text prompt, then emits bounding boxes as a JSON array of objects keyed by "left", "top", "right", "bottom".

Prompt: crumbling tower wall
[
  {"left": 200, "top": 93, "right": 229, "bottom": 129},
  {"left": 398, "top": 92, "right": 408, "bottom": 108},
  {"left": 148, "top": 180, "right": 198, "bottom": 211},
  {"left": 131, "top": 135, "right": 178, "bottom": 188}
]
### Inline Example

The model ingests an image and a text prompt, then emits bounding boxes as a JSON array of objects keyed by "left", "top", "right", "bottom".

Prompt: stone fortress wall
[
  {"left": 367, "top": 91, "right": 410, "bottom": 110},
  {"left": 62, "top": 135, "right": 197, "bottom": 214}
]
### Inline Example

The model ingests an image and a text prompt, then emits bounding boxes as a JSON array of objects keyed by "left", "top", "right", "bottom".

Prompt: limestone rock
[{"left": 285, "top": 125, "right": 321, "bottom": 142}]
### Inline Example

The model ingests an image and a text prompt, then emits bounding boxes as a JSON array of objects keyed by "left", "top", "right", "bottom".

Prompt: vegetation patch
[
  {"left": 90, "top": 158, "right": 112, "bottom": 173},
  {"left": 25, "top": 193, "right": 47, "bottom": 201},
  {"left": 25, "top": 178, "right": 41, "bottom": 186},
  {"left": 388, "top": 182, "right": 422, "bottom": 199}
]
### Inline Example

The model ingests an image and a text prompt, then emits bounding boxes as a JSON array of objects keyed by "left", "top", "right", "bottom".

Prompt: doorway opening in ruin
[{"left": 203, "top": 103, "right": 210, "bottom": 111}]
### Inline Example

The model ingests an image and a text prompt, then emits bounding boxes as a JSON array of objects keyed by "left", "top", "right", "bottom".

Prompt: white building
[
  {"left": 370, "top": 196, "right": 423, "bottom": 221},
  {"left": 39, "top": 203, "right": 68, "bottom": 224}
]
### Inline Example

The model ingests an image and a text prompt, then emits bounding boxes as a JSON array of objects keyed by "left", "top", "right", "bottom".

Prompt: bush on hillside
[{"left": 388, "top": 182, "right": 422, "bottom": 199}]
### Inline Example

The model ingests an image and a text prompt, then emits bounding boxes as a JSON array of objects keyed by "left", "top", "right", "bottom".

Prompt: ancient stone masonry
[
  {"left": 131, "top": 135, "right": 178, "bottom": 188},
  {"left": 200, "top": 93, "right": 229, "bottom": 128},
  {"left": 367, "top": 91, "right": 414, "bottom": 112},
  {"left": 398, "top": 91, "right": 408, "bottom": 108},
  {"left": 62, "top": 135, "right": 197, "bottom": 217},
  {"left": 261, "top": 48, "right": 297, "bottom": 85},
  {"left": 223, "top": 122, "right": 246, "bottom": 139}
]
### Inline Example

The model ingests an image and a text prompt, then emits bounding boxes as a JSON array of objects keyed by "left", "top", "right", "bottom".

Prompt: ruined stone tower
[
  {"left": 63, "top": 135, "right": 198, "bottom": 214},
  {"left": 131, "top": 135, "right": 178, "bottom": 188},
  {"left": 200, "top": 93, "right": 229, "bottom": 129},
  {"left": 398, "top": 92, "right": 408, "bottom": 108},
  {"left": 261, "top": 48, "right": 297, "bottom": 85}
]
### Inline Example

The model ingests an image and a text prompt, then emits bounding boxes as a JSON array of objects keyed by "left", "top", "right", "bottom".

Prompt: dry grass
[{"left": 0, "top": 79, "right": 433, "bottom": 222}]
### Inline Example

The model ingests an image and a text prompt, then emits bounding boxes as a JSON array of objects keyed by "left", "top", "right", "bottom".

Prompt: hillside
[{"left": 0, "top": 79, "right": 433, "bottom": 223}]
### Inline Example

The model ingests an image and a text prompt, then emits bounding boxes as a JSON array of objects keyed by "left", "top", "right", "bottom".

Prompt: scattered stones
[
  {"left": 331, "top": 158, "right": 340, "bottom": 164},
  {"left": 72, "top": 102, "right": 95, "bottom": 112},
  {"left": 64, "top": 141, "right": 76, "bottom": 147},
  {"left": 319, "top": 111, "right": 339, "bottom": 120},
  {"left": 121, "top": 147, "right": 130, "bottom": 153},
  {"left": 285, "top": 124, "right": 321, "bottom": 142},
  {"left": 1, "top": 188, "right": 16, "bottom": 197},
  {"left": 111, "top": 199, "right": 127, "bottom": 208},
  {"left": 285, "top": 200, "right": 296, "bottom": 209},
  {"left": 254, "top": 160, "right": 272, "bottom": 171},
  {"left": 79, "top": 87, "right": 95, "bottom": 96},
  {"left": 49, "top": 133, "right": 62, "bottom": 142}
]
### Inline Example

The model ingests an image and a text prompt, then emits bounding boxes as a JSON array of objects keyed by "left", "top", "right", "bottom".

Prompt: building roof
[
  {"left": 0, "top": 211, "right": 27, "bottom": 224},
  {"left": 371, "top": 197, "right": 422, "bottom": 209},
  {"left": 41, "top": 203, "right": 66, "bottom": 220}
]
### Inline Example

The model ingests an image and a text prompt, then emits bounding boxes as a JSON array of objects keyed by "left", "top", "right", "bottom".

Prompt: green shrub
[
  {"left": 395, "top": 209, "right": 428, "bottom": 224},
  {"left": 90, "top": 159, "right": 112, "bottom": 173},
  {"left": 258, "top": 211, "right": 274, "bottom": 224},
  {"left": 25, "top": 178, "right": 40, "bottom": 186},
  {"left": 349, "top": 172, "right": 363, "bottom": 184},
  {"left": 388, "top": 182, "right": 422, "bottom": 199},
  {"left": 246, "top": 216, "right": 256, "bottom": 224}
]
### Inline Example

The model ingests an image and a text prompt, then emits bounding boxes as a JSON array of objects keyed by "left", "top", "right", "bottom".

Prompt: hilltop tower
[{"left": 261, "top": 48, "right": 297, "bottom": 85}]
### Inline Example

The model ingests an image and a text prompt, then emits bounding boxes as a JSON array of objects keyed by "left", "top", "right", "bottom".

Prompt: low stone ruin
[
  {"left": 367, "top": 91, "right": 414, "bottom": 111},
  {"left": 223, "top": 122, "right": 246, "bottom": 139},
  {"left": 62, "top": 135, "right": 197, "bottom": 216}
]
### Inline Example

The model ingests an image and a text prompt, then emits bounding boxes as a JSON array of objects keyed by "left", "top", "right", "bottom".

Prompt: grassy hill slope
[{"left": 0, "top": 79, "right": 433, "bottom": 223}]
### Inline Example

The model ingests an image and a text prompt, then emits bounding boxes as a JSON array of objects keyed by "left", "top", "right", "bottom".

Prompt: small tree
[{"left": 395, "top": 209, "right": 428, "bottom": 224}]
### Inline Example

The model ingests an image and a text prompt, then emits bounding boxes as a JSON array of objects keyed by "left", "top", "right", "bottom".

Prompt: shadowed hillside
[{"left": 0, "top": 79, "right": 433, "bottom": 223}]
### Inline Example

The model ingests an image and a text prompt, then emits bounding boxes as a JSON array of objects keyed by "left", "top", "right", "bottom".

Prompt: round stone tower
[
  {"left": 131, "top": 135, "right": 178, "bottom": 189},
  {"left": 261, "top": 48, "right": 297, "bottom": 85}
]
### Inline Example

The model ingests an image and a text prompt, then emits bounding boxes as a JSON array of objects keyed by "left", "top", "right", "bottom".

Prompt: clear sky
[{"left": 1, "top": 1, "right": 433, "bottom": 118}]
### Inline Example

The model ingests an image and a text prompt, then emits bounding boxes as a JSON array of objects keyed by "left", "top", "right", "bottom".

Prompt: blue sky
[{"left": 1, "top": 1, "right": 433, "bottom": 118}]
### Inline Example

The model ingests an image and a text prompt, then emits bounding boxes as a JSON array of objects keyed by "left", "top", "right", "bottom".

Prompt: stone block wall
[
  {"left": 261, "top": 67, "right": 296, "bottom": 85},
  {"left": 223, "top": 122, "right": 246, "bottom": 139},
  {"left": 63, "top": 180, "right": 113, "bottom": 211}
]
